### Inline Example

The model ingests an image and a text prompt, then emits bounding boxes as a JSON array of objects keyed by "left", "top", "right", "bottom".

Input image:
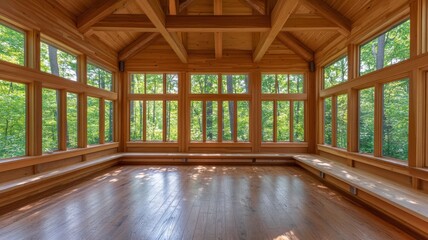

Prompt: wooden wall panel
[
  {"left": 223, "top": 32, "right": 253, "bottom": 51},
  {"left": 0, "top": 167, "right": 33, "bottom": 184}
]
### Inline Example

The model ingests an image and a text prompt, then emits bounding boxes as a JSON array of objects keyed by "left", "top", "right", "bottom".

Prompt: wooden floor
[{"left": 0, "top": 166, "right": 415, "bottom": 240}]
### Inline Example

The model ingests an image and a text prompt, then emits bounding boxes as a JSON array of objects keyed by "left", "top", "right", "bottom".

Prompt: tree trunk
[
  {"left": 226, "top": 75, "right": 234, "bottom": 137},
  {"left": 205, "top": 76, "right": 213, "bottom": 140},
  {"left": 48, "top": 45, "right": 59, "bottom": 76},
  {"left": 376, "top": 34, "right": 386, "bottom": 70}
]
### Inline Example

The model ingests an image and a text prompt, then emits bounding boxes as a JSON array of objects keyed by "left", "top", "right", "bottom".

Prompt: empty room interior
[{"left": 0, "top": 0, "right": 428, "bottom": 239}]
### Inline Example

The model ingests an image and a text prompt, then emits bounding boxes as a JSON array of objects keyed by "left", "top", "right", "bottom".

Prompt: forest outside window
[
  {"left": 42, "top": 88, "right": 59, "bottom": 152},
  {"left": 360, "top": 20, "right": 410, "bottom": 76},
  {"left": 359, "top": 87, "right": 375, "bottom": 154},
  {"left": 324, "top": 97, "right": 332, "bottom": 145},
  {"left": 324, "top": 57, "right": 348, "bottom": 89},
  {"left": 0, "top": 79, "right": 26, "bottom": 159},
  {"left": 0, "top": 22, "right": 25, "bottom": 66},
  {"left": 40, "top": 41, "right": 77, "bottom": 81},
  {"left": 87, "top": 63, "right": 113, "bottom": 91},
  {"left": 67, "top": 92, "right": 78, "bottom": 149},
  {"left": 87, "top": 97, "right": 100, "bottom": 145}
]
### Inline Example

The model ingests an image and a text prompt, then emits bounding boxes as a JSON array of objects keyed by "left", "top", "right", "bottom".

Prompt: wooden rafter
[
  {"left": 214, "top": 0, "right": 222, "bottom": 59},
  {"left": 119, "top": 32, "right": 161, "bottom": 61},
  {"left": 92, "top": 14, "right": 156, "bottom": 32},
  {"left": 300, "top": 0, "right": 352, "bottom": 35},
  {"left": 283, "top": 14, "right": 339, "bottom": 31},
  {"left": 169, "top": 0, "right": 179, "bottom": 14},
  {"left": 277, "top": 32, "right": 314, "bottom": 62},
  {"left": 253, "top": 0, "right": 299, "bottom": 62},
  {"left": 77, "top": 0, "right": 129, "bottom": 33},
  {"left": 136, "top": 0, "right": 188, "bottom": 63},
  {"left": 240, "top": 0, "right": 265, "bottom": 15}
]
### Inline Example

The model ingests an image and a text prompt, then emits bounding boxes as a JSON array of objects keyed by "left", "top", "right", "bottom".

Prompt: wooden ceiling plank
[
  {"left": 137, "top": 0, "right": 188, "bottom": 63},
  {"left": 283, "top": 14, "right": 339, "bottom": 31},
  {"left": 119, "top": 32, "right": 161, "bottom": 61},
  {"left": 253, "top": 0, "right": 299, "bottom": 62},
  {"left": 300, "top": 0, "right": 352, "bottom": 35},
  {"left": 239, "top": 0, "right": 265, "bottom": 15},
  {"left": 214, "top": 0, "right": 223, "bottom": 59},
  {"left": 277, "top": 32, "right": 314, "bottom": 62},
  {"left": 77, "top": 0, "right": 129, "bottom": 33},
  {"left": 92, "top": 14, "right": 157, "bottom": 32},
  {"left": 179, "top": 0, "right": 198, "bottom": 13}
]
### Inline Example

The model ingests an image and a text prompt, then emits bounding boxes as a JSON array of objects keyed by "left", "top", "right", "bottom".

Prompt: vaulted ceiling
[{"left": 52, "top": 0, "right": 391, "bottom": 63}]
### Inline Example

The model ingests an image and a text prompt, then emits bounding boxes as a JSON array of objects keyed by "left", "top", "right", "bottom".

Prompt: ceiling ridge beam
[
  {"left": 253, "top": 0, "right": 299, "bottom": 62},
  {"left": 300, "top": 0, "right": 352, "bottom": 35},
  {"left": 119, "top": 32, "right": 161, "bottom": 61},
  {"left": 277, "top": 32, "right": 314, "bottom": 62}
]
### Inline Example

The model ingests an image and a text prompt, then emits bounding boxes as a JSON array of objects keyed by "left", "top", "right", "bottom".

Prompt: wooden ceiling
[{"left": 51, "top": 0, "right": 399, "bottom": 63}]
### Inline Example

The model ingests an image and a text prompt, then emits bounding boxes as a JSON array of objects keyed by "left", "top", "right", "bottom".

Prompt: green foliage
[
  {"left": 336, "top": 94, "right": 347, "bottom": 149},
  {"left": 222, "top": 101, "right": 233, "bottom": 141},
  {"left": 130, "top": 74, "right": 145, "bottom": 94},
  {"left": 0, "top": 23, "right": 25, "bottom": 66},
  {"left": 293, "top": 101, "right": 305, "bottom": 142},
  {"left": 0, "top": 80, "right": 26, "bottom": 158},
  {"left": 324, "top": 97, "right": 332, "bottom": 145},
  {"left": 166, "top": 101, "right": 178, "bottom": 141},
  {"left": 359, "top": 88, "right": 375, "bottom": 154},
  {"left": 360, "top": 20, "right": 410, "bottom": 76},
  {"left": 382, "top": 79, "right": 409, "bottom": 161},
  {"left": 221, "top": 75, "right": 248, "bottom": 94},
  {"left": 261, "top": 101, "right": 274, "bottom": 142},
  {"left": 277, "top": 101, "right": 290, "bottom": 142},
  {"left": 324, "top": 57, "right": 348, "bottom": 89},
  {"left": 40, "top": 42, "right": 77, "bottom": 81},
  {"left": 130, "top": 101, "right": 143, "bottom": 141},
  {"left": 146, "top": 74, "right": 163, "bottom": 94},
  {"left": 105, "top": 100, "right": 113, "bottom": 142},
  {"left": 166, "top": 74, "right": 178, "bottom": 94},
  {"left": 191, "top": 74, "right": 218, "bottom": 94},
  {"left": 87, "top": 64, "right": 113, "bottom": 91},
  {"left": 42, "top": 88, "right": 59, "bottom": 152},
  {"left": 190, "top": 101, "right": 203, "bottom": 141},
  {"left": 146, "top": 101, "right": 163, "bottom": 141},
  {"left": 206, "top": 101, "right": 218, "bottom": 141},
  {"left": 237, "top": 101, "right": 249, "bottom": 142},
  {"left": 87, "top": 97, "right": 100, "bottom": 145},
  {"left": 262, "top": 74, "right": 304, "bottom": 94},
  {"left": 67, "top": 93, "right": 78, "bottom": 149}
]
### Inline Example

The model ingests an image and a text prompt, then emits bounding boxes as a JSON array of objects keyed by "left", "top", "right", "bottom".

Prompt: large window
[
  {"left": 190, "top": 74, "right": 250, "bottom": 142},
  {"left": 67, "top": 93, "right": 78, "bottom": 149},
  {"left": 0, "top": 80, "right": 26, "bottom": 158},
  {"left": 261, "top": 74, "right": 305, "bottom": 143},
  {"left": 129, "top": 73, "right": 179, "bottom": 142},
  {"left": 324, "top": 56, "right": 348, "bottom": 89},
  {"left": 87, "top": 63, "right": 113, "bottom": 91},
  {"left": 87, "top": 97, "right": 100, "bottom": 145},
  {"left": 42, "top": 88, "right": 59, "bottom": 152},
  {"left": 359, "top": 87, "right": 375, "bottom": 154},
  {"left": 360, "top": 20, "right": 410, "bottom": 76},
  {"left": 0, "top": 23, "right": 25, "bottom": 66},
  {"left": 40, "top": 42, "right": 77, "bottom": 81}
]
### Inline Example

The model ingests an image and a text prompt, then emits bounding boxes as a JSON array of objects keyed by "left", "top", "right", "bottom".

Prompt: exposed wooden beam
[
  {"left": 77, "top": 0, "right": 129, "bottom": 33},
  {"left": 119, "top": 32, "right": 160, "bottom": 61},
  {"left": 137, "top": 0, "right": 188, "bottom": 63},
  {"left": 277, "top": 32, "right": 314, "bottom": 62},
  {"left": 169, "top": 0, "right": 178, "bottom": 14},
  {"left": 166, "top": 15, "right": 270, "bottom": 32},
  {"left": 300, "top": 0, "right": 352, "bottom": 35},
  {"left": 240, "top": 0, "right": 265, "bottom": 15},
  {"left": 214, "top": 0, "right": 222, "bottom": 59},
  {"left": 179, "top": 0, "right": 197, "bottom": 12},
  {"left": 253, "top": 0, "right": 299, "bottom": 62},
  {"left": 92, "top": 14, "right": 156, "bottom": 32},
  {"left": 283, "top": 14, "right": 339, "bottom": 31}
]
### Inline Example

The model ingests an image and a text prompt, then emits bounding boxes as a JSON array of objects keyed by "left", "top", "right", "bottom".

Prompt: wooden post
[
  {"left": 78, "top": 93, "right": 88, "bottom": 148},
  {"left": 27, "top": 81, "right": 42, "bottom": 156},
  {"left": 374, "top": 83, "right": 383, "bottom": 157}
]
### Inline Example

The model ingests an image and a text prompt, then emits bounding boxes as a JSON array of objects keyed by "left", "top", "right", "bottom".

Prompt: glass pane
[
  {"left": 166, "top": 101, "right": 178, "bottom": 142},
  {"left": 293, "top": 101, "right": 305, "bottom": 142},
  {"left": 360, "top": 20, "right": 410, "bottom": 76},
  {"left": 324, "top": 57, "right": 348, "bottom": 89},
  {"left": 130, "top": 74, "right": 145, "bottom": 94},
  {"left": 222, "top": 74, "right": 249, "bottom": 94},
  {"left": 87, "top": 64, "right": 113, "bottom": 91},
  {"left": 261, "top": 74, "right": 276, "bottom": 94},
  {"left": 105, "top": 100, "right": 113, "bottom": 143},
  {"left": 222, "top": 101, "right": 234, "bottom": 141},
  {"left": 277, "top": 101, "right": 290, "bottom": 142},
  {"left": 261, "top": 101, "right": 274, "bottom": 142},
  {"left": 382, "top": 79, "right": 409, "bottom": 161},
  {"left": 237, "top": 101, "right": 250, "bottom": 142},
  {"left": 190, "top": 101, "right": 203, "bottom": 141},
  {"left": 0, "top": 23, "right": 25, "bottom": 65},
  {"left": 146, "top": 101, "right": 163, "bottom": 141},
  {"left": 66, "top": 93, "right": 78, "bottom": 149},
  {"left": 87, "top": 97, "right": 100, "bottom": 145},
  {"left": 191, "top": 74, "right": 218, "bottom": 94},
  {"left": 146, "top": 74, "right": 163, "bottom": 94},
  {"left": 42, "top": 88, "right": 59, "bottom": 152},
  {"left": 166, "top": 74, "right": 179, "bottom": 94},
  {"left": 336, "top": 95, "right": 347, "bottom": 148},
  {"left": 0, "top": 80, "right": 26, "bottom": 158},
  {"left": 130, "top": 101, "right": 143, "bottom": 141},
  {"left": 40, "top": 42, "right": 77, "bottom": 81},
  {"left": 359, "top": 88, "right": 375, "bottom": 154},
  {"left": 324, "top": 97, "right": 333, "bottom": 145},
  {"left": 289, "top": 74, "right": 304, "bottom": 93},
  {"left": 206, "top": 101, "right": 218, "bottom": 142},
  {"left": 277, "top": 74, "right": 288, "bottom": 94}
]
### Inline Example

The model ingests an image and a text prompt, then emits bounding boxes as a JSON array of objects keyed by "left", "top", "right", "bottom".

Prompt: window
[
  {"left": 336, "top": 94, "right": 348, "bottom": 149},
  {"left": 67, "top": 93, "right": 78, "bottom": 149},
  {"left": 42, "top": 88, "right": 59, "bottom": 152},
  {"left": 324, "top": 56, "right": 348, "bottom": 89},
  {"left": 87, "top": 97, "right": 100, "bottom": 145},
  {"left": 359, "top": 88, "right": 375, "bottom": 154},
  {"left": 0, "top": 80, "right": 26, "bottom": 158},
  {"left": 360, "top": 20, "right": 410, "bottom": 76},
  {"left": 87, "top": 63, "right": 113, "bottom": 91},
  {"left": 189, "top": 74, "right": 250, "bottom": 142},
  {"left": 382, "top": 79, "right": 409, "bottom": 161},
  {"left": 324, "top": 97, "right": 332, "bottom": 145},
  {"left": 40, "top": 42, "right": 77, "bottom": 81},
  {"left": 105, "top": 100, "right": 113, "bottom": 143},
  {"left": 129, "top": 73, "right": 179, "bottom": 142},
  {"left": 261, "top": 74, "right": 305, "bottom": 143},
  {"left": 0, "top": 23, "right": 25, "bottom": 66}
]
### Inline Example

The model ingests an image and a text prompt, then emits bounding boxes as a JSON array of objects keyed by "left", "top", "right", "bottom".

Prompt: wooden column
[
  {"left": 374, "top": 83, "right": 383, "bottom": 157},
  {"left": 78, "top": 93, "right": 88, "bottom": 148},
  {"left": 27, "top": 81, "right": 42, "bottom": 156},
  {"left": 410, "top": 0, "right": 428, "bottom": 56},
  {"left": 307, "top": 70, "right": 317, "bottom": 153}
]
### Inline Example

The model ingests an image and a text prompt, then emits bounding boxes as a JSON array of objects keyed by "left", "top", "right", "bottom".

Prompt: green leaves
[
  {"left": 87, "top": 64, "right": 113, "bottom": 91},
  {"left": 324, "top": 57, "right": 348, "bottom": 89},
  {"left": 40, "top": 42, "right": 77, "bottom": 81},
  {"left": 0, "top": 23, "right": 25, "bottom": 66}
]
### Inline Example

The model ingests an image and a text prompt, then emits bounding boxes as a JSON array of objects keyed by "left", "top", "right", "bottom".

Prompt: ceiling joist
[
  {"left": 300, "top": 0, "right": 352, "bottom": 35},
  {"left": 277, "top": 32, "right": 314, "bottom": 62},
  {"left": 137, "top": 0, "right": 188, "bottom": 63},
  {"left": 119, "top": 32, "right": 160, "bottom": 61},
  {"left": 253, "top": 0, "right": 299, "bottom": 62}
]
